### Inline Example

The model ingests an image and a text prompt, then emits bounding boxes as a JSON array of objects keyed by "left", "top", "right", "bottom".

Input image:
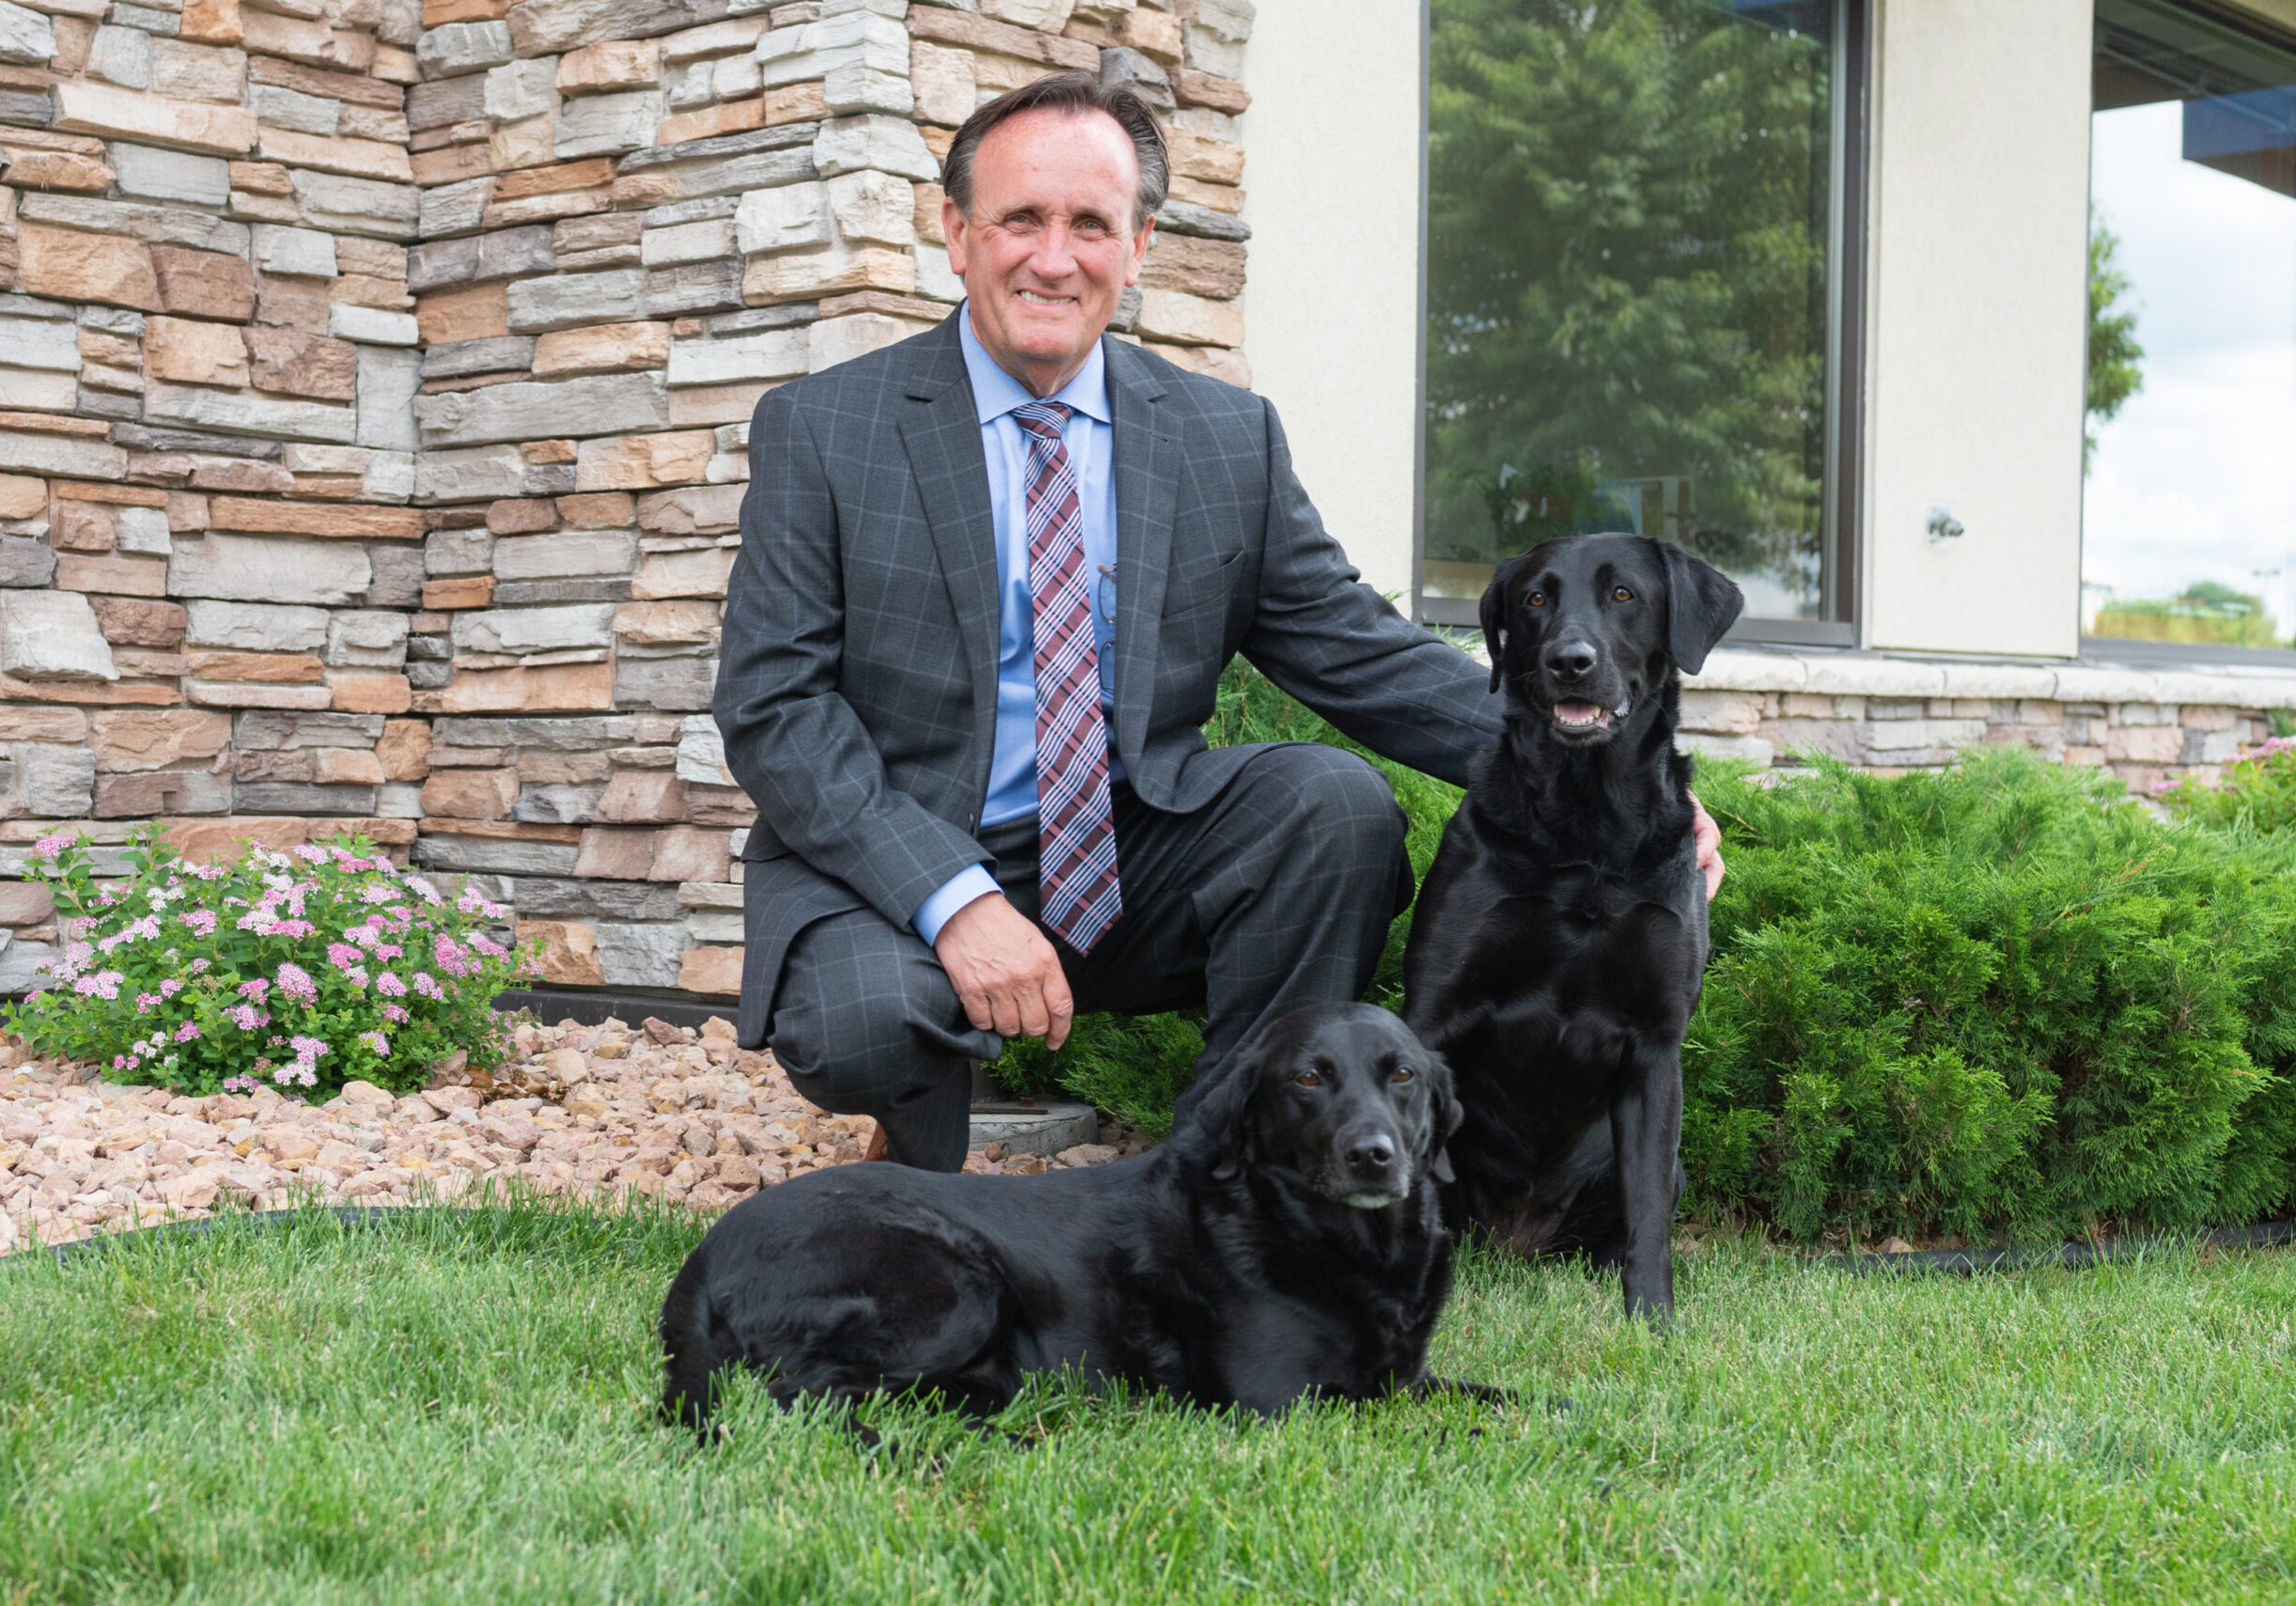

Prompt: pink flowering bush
[
  {"left": 2160, "top": 735, "right": 2296, "bottom": 834},
  {"left": 3, "top": 825, "right": 539, "bottom": 1096}
]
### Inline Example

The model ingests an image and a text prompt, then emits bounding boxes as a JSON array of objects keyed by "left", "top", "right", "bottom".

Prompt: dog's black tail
[{"left": 659, "top": 1252, "right": 735, "bottom": 1433}]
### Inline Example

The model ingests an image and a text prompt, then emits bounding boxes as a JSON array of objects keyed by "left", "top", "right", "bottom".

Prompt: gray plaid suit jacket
[{"left": 714, "top": 310, "right": 1505, "bottom": 1046}]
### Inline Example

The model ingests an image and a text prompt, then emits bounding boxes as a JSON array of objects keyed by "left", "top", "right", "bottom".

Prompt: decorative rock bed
[{"left": 0, "top": 1012, "right": 1139, "bottom": 1255}]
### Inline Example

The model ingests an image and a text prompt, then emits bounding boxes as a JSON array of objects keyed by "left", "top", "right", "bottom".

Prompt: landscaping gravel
[{"left": 0, "top": 1015, "right": 1138, "bottom": 1255}]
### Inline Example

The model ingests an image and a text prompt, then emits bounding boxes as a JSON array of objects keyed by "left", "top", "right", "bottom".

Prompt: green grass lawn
[{"left": 6, "top": 1201, "right": 2296, "bottom": 1604}]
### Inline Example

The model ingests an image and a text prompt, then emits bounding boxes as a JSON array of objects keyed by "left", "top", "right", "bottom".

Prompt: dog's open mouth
[
  {"left": 1551, "top": 698, "right": 1632, "bottom": 734},
  {"left": 1336, "top": 1190, "right": 1406, "bottom": 1210}
]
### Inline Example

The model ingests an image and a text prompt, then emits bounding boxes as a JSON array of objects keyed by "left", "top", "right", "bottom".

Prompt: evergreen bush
[{"left": 1025, "top": 663, "right": 2296, "bottom": 1241}]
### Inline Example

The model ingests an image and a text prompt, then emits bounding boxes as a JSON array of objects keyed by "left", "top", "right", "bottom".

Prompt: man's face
[{"left": 944, "top": 106, "right": 1155, "bottom": 398}]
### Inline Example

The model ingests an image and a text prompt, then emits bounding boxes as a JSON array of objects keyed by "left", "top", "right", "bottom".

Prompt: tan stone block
[
  {"left": 1140, "top": 233, "right": 1245, "bottom": 301},
  {"left": 914, "top": 181, "right": 946, "bottom": 246},
  {"left": 413, "top": 144, "right": 495, "bottom": 189},
  {"left": 2104, "top": 725, "right": 2181, "bottom": 764},
  {"left": 573, "top": 825, "right": 655, "bottom": 879},
  {"left": 648, "top": 825, "right": 728, "bottom": 883},
  {"left": 423, "top": 0, "right": 506, "bottom": 23},
  {"left": 49, "top": 81, "right": 258, "bottom": 156},
  {"left": 615, "top": 600, "right": 720, "bottom": 646},
  {"left": 742, "top": 245, "right": 915, "bottom": 305},
  {"left": 180, "top": 0, "right": 242, "bottom": 44},
  {"left": 329, "top": 673, "right": 412, "bottom": 713},
  {"left": 421, "top": 576, "right": 496, "bottom": 610},
  {"left": 518, "top": 918, "right": 605, "bottom": 987},
  {"left": 422, "top": 767, "right": 520, "bottom": 819},
  {"left": 0, "top": 475, "right": 46, "bottom": 520},
  {"left": 0, "top": 705, "right": 90, "bottom": 742},
  {"left": 573, "top": 430, "right": 714, "bottom": 491},
  {"left": 150, "top": 246, "right": 256, "bottom": 321},
  {"left": 556, "top": 491, "right": 635, "bottom": 527},
  {"left": 2, "top": 151, "right": 115, "bottom": 193},
  {"left": 1168, "top": 128, "right": 1244, "bottom": 188},
  {"left": 526, "top": 438, "right": 577, "bottom": 464},
  {"left": 415, "top": 282, "right": 511, "bottom": 347},
  {"left": 421, "top": 661, "right": 616, "bottom": 714},
  {"left": 595, "top": 770, "right": 686, "bottom": 823},
  {"left": 1111, "top": 7, "right": 1183, "bottom": 60},
  {"left": 558, "top": 39, "right": 662, "bottom": 94},
  {"left": 314, "top": 748, "right": 386, "bottom": 786},
  {"left": 764, "top": 81, "right": 826, "bottom": 126},
  {"left": 1142, "top": 340, "right": 1248, "bottom": 388},
  {"left": 632, "top": 545, "right": 736, "bottom": 600},
  {"left": 18, "top": 226, "right": 159, "bottom": 312},
  {"left": 91, "top": 709, "right": 232, "bottom": 772},
  {"left": 0, "top": 881, "right": 56, "bottom": 925},
  {"left": 531, "top": 320, "right": 671, "bottom": 377},
  {"left": 2183, "top": 704, "right": 2240, "bottom": 732},
  {"left": 241, "top": 326, "right": 359, "bottom": 402},
  {"left": 1678, "top": 690, "right": 1764, "bottom": 737},
  {"left": 145, "top": 315, "right": 251, "bottom": 387},
  {"left": 376, "top": 719, "right": 431, "bottom": 781},
  {"left": 187, "top": 649, "right": 327, "bottom": 682},
  {"left": 50, "top": 481, "right": 168, "bottom": 507},
  {"left": 486, "top": 499, "right": 558, "bottom": 536},
  {"left": 55, "top": 553, "right": 168, "bottom": 597},
  {"left": 1135, "top": 288, "right": 1243, "bottom": 348},
  {"left": 679, "top": 944, "right": 742, "bottom": 996},
  {"left": 668, "top": 382, "right": 772, "bottom": 429},
  {"left": 229, "top": 160, "right": 292, "bottom": 195},
  {"left": 254, "top": 128, "right": 413, "bottom": 184},
  {"left": 1167, "top": 176, "right": 1242, "bottom": 213},
  {"left": 51, "top": 500, "right": 117, "bottom": 554},
  {"left": 659, "top": 100, "right": 763, "bottom": 147},
  {"left": 493, "top": 157, "right": 616, "bottom": 201},
  {"left": 88, "top": 597, "right": 188, "bottom": 647},
  {"left": 255, "top": 273, "right": 333, "bottom": 335},
  {"left": 210, "top": 497, "right": 423, "bottom": 540}
]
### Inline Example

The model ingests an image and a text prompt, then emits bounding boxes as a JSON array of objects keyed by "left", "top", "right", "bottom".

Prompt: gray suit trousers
[{"left": 767, "top": 741, "right": 1415, "bottom": 1171}]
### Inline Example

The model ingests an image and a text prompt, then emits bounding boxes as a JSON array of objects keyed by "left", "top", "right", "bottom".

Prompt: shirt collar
[{"left": 957, "top": 300, "right": 1112, "bottom": 428}]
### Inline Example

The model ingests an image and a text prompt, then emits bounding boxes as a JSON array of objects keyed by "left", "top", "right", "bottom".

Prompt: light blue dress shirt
[{"left": 911, "top": 307, "right": 1124, "bottom": 945}]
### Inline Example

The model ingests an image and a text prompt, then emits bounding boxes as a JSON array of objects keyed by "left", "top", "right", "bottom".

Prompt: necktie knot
[{"left": 1012, "top": 400, "right": 1071, "bottom": 443}]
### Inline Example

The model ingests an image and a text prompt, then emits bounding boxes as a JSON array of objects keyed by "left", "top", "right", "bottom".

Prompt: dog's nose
[
  {"left": 1345, "top": 1137, "right": 1396, "bottom": 1176},
  {"left": 1547, "top": 641, "right": 1598, "bottom": 680}
]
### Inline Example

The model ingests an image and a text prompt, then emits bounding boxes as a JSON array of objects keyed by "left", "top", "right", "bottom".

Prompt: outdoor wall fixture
[{"left": 1926, "top": 503, "right": 1966, "bottom": 545}]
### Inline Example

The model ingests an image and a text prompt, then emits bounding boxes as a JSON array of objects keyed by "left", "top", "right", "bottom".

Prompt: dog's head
[
  {"left": 1185, "top": 1004, "right": 1461, "bottom": 1209},
  {"left": 1479, "top": 534, "right": 1743, "bottom": 746}
]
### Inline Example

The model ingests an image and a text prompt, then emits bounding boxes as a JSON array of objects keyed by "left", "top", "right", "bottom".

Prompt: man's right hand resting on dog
[{"left": 938, "top": 893, "right": 1074, "bottom": 1052}]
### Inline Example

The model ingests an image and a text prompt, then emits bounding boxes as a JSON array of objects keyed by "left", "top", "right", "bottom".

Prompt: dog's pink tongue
[{"left": 1554, "top": 701, "right": 1602, "bottom": 725}]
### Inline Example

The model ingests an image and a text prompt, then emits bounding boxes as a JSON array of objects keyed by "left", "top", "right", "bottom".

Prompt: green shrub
[
  {"left": 3, "top": 825, "right": 536, "bottom": 1097},
  {"left": 1029, "top": 665, "right": 2296, "bottom": 1240},
  {"left": 2159, "top": 735, "right": 2296, "bottom": 834}
]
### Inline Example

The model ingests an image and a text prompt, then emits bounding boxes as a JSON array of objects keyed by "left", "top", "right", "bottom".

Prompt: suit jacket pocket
[{"left": 1161, "top": 545, "right": 1247, "bottom": 619}]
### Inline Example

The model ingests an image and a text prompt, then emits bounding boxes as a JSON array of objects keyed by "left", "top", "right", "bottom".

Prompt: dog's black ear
[
  {"left": 1478, "top": 557, "right": 1522, "bottom": 694},
  {"left": 1424, "top": 1052, "right": 1466, "bottom": 1186},
  {"left": 1653, "top": 538, "right": 1744, "bottom": 676},
  {"left": 1188, "top": 1033, "right": 1273, "bottom": 1181}
]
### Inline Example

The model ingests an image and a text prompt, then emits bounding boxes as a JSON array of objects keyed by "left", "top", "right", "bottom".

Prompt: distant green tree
[
  {"left": 2086, "top": 211, "right": 2145, "bottom": 472},
  {"left": 1425, "top": 0, "right": 1833, "bottom": 599}
]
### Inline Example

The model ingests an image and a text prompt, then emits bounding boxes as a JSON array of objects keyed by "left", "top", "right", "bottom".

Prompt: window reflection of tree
[{"left": 1425, "top": 0, "right": 1833, "bottom": 616}]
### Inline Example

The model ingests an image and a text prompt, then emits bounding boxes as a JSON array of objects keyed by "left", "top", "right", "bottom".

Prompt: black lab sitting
[
  {"left": 660, "top": 1004, "right": 1485, "bottom": 1432},
  {"left": 1402, "top": 534, "right": 1742, "bottom": 1325}
]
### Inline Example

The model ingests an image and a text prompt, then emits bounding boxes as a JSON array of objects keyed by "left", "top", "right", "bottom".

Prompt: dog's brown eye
[
  {"left": 1613, "top": 585, "right": 1634, "bottom": 602},
  {"left": 1293, "top": 1070, "right": 1321, "bottom": 1088},
  {"left": 1390, "top": 1068, "right": 1415, "bottom": 1084},
  {"left": 1527, "top": 590, "right": 1546, "bottom": 608}
]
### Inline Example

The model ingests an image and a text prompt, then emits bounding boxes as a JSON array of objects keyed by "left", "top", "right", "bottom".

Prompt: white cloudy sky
[{"left": 2084, "top": 99, "right": 2296, "bottom": 629}]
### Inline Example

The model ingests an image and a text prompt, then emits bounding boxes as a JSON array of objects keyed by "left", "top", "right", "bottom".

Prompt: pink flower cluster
[{"left": 274, "top": 962, "right": 319, "bottom": 1006}]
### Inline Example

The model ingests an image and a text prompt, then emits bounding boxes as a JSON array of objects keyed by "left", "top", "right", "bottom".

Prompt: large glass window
[
  {"left": 1420, "top": 0, "right": 1853, "bottom": 634},
  {"left": 2085, "top": 0, "right": 2296, "bottom": 655}
]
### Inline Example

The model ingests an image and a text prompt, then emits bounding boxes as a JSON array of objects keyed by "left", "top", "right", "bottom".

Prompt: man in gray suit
[{"left": 714, "top": 71, "right": 1722, "bottom": 1171}]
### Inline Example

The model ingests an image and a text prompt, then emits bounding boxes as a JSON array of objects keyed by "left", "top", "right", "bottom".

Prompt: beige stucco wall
[
  {"left": 1859, "top": 0, "right": 2095, "bottom": 656},
  {"left": 1238, "top": 0, "right": 1423, "bottom": 600}
]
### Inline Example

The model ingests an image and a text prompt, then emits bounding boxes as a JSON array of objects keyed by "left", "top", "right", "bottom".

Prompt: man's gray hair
[{"left": 941, "top": 70, "right": 1170, "bottom": 231}]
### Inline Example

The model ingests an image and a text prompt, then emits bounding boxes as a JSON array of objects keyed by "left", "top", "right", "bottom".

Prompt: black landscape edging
[{"left": 1825, "top": 1219, "right": 2296, "bottom": 1274}]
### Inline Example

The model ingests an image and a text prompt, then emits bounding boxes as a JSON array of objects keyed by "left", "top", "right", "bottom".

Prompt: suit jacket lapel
[
  {"left": 1107, "top": 336, "right": 1178, "bottom": 764},
  {"left": 898, "top": 318, "right": 1002, "bottom": 792}
]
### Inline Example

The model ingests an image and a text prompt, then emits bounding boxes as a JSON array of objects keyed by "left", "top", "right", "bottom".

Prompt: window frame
[
  {"left": 1411, "top": 0, "right": 1873, "bottom": 648},
  {"left": 2078, "top": 0, "right": 2296, "bottom": 667}
]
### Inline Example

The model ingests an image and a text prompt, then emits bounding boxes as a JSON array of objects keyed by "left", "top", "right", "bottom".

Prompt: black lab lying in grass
[{"left": 660, "top": 1004, "right": 1497, "bottom": 1432}]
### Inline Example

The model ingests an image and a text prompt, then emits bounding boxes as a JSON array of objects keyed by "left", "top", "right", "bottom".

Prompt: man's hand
[
  {"left": 1688, "top": 791, "right": 1725, "bottom": 901},
  {"left": 935, "top": 892, "right": 1075, "bottom": 1050}
]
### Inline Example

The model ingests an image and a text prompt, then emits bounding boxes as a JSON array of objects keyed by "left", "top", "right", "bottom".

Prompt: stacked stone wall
[{"left": 0, "top": 0, "right": 1255, "bottom": 998}]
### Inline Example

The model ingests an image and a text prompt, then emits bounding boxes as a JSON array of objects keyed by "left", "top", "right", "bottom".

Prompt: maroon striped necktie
[{"left": 1012, "top": 400, "right": 1121, "bottom": 954}]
